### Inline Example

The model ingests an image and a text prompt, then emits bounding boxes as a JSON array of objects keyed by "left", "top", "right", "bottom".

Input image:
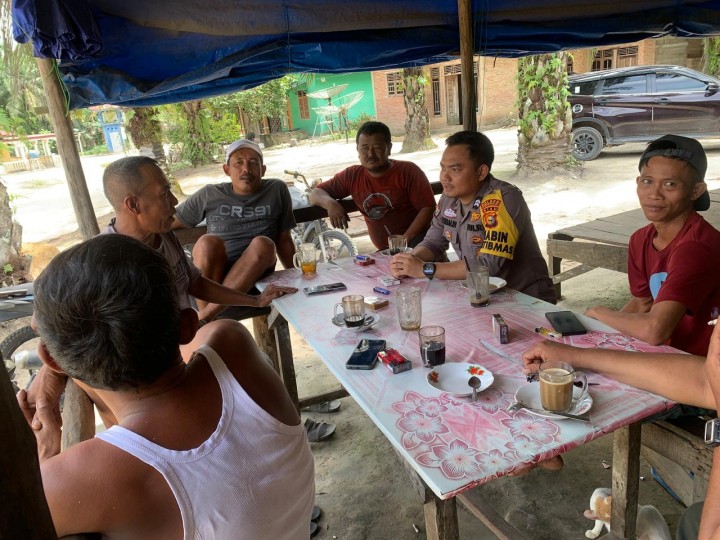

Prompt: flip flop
[
  {"left": 310, "top": 521, "right": 319, "bottom": 538},
  {"left": 311, "top": 505, "right": 322, "bottom": 522},
  {"left": 302, "top": 400, "right": 342, "bottom": 414},
  {"left": 304, "top": 418, "right": 336, "bottom": 443}
]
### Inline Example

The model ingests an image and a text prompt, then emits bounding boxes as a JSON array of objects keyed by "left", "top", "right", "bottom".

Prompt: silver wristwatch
[{"left": 705, "top": 419, "right": 720, "bottom": 446}]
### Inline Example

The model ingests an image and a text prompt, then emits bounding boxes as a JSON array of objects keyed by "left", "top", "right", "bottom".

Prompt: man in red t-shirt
[
  {"left": 309, "top": 121, "right": 436, "bottom": 250},
  {"left": 586, "top": 135, "right": 720, "bottom": 356}
]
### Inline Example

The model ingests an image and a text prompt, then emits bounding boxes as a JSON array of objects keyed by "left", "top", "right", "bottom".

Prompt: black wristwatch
[
  {"left": 705, "top": 419, "right": 720, "bottom": 446},
  {"left": 422, "top": 262, "right": 436, "bottom": 280}
]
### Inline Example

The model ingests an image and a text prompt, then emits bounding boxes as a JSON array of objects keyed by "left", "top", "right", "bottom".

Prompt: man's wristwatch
[
  {"left": 422, "top": 262, "right": 436, "bottom": 280},
  {"left": 705, "top": 418, "right": 720, "bottom": 446}
]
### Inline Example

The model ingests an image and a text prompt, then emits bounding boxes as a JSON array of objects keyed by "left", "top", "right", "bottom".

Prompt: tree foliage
[
  {"left": 516, "top": 52, "right": 574, "bottom": 174},
  {"left": 703, "top": 37, "right": 720, "bottom": 78},
  {"left": 400, "top": 67, "right": 436, "bottom": 153}
]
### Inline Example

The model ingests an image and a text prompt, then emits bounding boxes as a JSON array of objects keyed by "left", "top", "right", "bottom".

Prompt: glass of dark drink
[
  {"left": 419, "top": 325, "right": 446, "bottom": 368},
  {"left": 388, "top": 235, "right": 408, "bottom": 255}
]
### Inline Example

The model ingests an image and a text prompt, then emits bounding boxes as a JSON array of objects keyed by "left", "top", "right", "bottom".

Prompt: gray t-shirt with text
[{"left": 175, "top": 179, "right": 295, "bottom": 262}]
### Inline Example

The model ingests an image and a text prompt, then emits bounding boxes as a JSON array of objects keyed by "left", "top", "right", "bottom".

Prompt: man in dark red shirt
[
  {"left": 586, "top": 135, "right": 720, "bottom": 356},
  {"left": 309, "top": 121, "right": 436, "bottom": 250}
]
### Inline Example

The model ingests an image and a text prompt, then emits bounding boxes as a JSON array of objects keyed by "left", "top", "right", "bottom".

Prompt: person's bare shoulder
[{"left": 42, "top": 438, "right": 179, "bottom": 537}]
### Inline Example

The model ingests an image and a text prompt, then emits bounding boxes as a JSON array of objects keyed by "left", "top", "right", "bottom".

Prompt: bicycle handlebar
[{"left": 284, "top": 169, "right": 311, "bottom": 189}]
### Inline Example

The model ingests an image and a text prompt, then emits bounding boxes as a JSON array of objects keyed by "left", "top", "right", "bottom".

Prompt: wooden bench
[{"left": 641, "top": 416, "right": 714, "bottom": 507}]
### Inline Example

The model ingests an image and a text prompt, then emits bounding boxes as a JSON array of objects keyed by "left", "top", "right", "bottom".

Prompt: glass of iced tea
[{"left": 293, "top": 243, "right": 317, "bottom": 275}]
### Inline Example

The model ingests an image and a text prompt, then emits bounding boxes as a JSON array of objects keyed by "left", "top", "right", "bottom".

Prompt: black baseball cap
[{"left": 638, "top": 134, "right": 709, "bottom": 211}]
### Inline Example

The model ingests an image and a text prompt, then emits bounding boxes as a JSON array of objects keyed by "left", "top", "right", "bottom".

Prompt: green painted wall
[{"left": 288, "top": 72, "right": 376, "bottom": 136}]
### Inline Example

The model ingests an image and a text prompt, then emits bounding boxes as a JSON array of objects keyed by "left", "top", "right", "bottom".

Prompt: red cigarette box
[{"left": 377, "top": 348, "right": 412, "bottom": 374}]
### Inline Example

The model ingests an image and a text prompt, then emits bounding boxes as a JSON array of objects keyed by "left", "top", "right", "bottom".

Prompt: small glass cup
[
  {"left": 293, "top": 243, "right": 317, "bottom": 275},
  {"left": 539, "top": 361, "right": 588, "bottom": 412},
  {"left": 396, "top": 286, "right": 422, "bottom": 330},
  {"left": 419, "top": 325, "right": 446, "bottom": 368},
  {"left": 334, "top": 294, "right": 365, "bottom": 327},
  {"left": 467, "top": 266, "right": 490, "bottom": 307},
  {"left": 388, "top": 235, "right": 408, "bottom": 255}
]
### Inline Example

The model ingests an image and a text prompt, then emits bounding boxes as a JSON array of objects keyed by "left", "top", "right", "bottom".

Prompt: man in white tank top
[{"left": 17, "top": 234, "right": 315, "bottom": 539}]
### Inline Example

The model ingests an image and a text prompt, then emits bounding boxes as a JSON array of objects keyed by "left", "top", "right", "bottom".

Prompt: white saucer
[
  {"left": 426, "top": 363, "right": 494, "bottom": 396},
  {"left": 513, "top": 383, "right": 593, "bottom": 420},
  {"left": 332, "top": 312, "right": 380, "bottom": 331},
  {"left": 459, "top": 276, "right": 507, "bottom": 293}
]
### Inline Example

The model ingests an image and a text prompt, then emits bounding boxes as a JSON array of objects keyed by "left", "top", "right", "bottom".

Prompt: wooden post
[
  {"left": 458, "top": 0, "right": 477, "bottom": 132},
  {"left": 61, "top": 378, "right": 96, "bottom": 449},
  {"left": 36, "top": 58, "right": 99, "bottom": 240},
  {"left": 611, "top": 423, "right": 641, "bottom": 539},
  {"left": 0, "top": 354, "right": 57, "bottom": 539}
]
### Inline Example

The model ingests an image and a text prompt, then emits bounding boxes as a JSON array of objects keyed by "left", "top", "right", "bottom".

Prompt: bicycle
[{"left": 285, "top": 170, "right": 357, "bottom": 262}]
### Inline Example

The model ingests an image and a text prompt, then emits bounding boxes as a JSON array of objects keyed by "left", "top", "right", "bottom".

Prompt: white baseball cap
[{"left": 225, "top": 139, "right": 263, "bottom": 163}]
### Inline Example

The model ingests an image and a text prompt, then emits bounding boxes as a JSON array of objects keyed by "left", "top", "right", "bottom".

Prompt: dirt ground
[{"left": 5, "top": 129, "right": 720, "bottom": 538}]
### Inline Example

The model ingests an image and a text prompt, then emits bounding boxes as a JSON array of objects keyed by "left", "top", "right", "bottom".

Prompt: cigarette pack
[
  {"left": 378, "top": 348, "right": 412, "bottom": 374},
  {"left": 354, "top": 255, "right": 375, "bottom": 266},
  {"left": 492, "top": 313, "right": 509, "bottom": 344},
  {"left": 364, "top": 296, "right": 389, "bottom": 310},
  {"left": 378, "top": 275, "right": 400, "bottom": 286}
]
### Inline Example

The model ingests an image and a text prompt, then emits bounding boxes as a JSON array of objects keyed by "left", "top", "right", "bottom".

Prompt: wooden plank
[
  {"left": 272, "top": 313, "right": 300, "bottom": 411},
  {"left": 550, "top": 263, "right": 594, "bottom": 284},
  {"left": 641, "top": 446, "right": 695, "bottom": 506},
  {"left": 0, "top": 356, "right": 57, "bottom": 540},
  {"left": 457, "top": 491, "right": 527, "bottom": 540},
  {"left": 297, "top": 387, "right": 349, "bottom": 410},
  {"left": 252, "top": 315, "right": 278, "bottom": 371},
  {"left": 424, "top": 492, "right": 459, "bottom": 540},
  {"left": 611, "top": 423, "right": 641, "bottom": 539},
  {"left": 546, "top": 238, "right": 628, "bottom": 273}
]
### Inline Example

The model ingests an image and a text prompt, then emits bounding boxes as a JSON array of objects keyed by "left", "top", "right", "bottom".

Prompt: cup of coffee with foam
[{"left": 539, "top": 361, "right": 588, "bottom": 413}]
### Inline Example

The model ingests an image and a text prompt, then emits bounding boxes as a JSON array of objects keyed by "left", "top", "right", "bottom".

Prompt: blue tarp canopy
[{"left": 12, "top": 0, "right": 720, "bottom": 109}]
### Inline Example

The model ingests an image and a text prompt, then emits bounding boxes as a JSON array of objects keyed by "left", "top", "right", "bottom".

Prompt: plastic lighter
[
  {"left": 535, "top": 326, "right": 561, "bottom": 339},
  {"left": 373, "top": 287, "right": 391, "bottom": 295}
]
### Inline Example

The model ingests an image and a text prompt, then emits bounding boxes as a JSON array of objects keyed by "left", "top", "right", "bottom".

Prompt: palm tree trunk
[{"left": 400, "top": 67, "right": 437, "bottom": 154}]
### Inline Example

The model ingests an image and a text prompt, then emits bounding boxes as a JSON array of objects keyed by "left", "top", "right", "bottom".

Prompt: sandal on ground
[
  {"left": 311, "top": 505, "right": 322, "bottom": 522},
  {"left": 310, "top": 521, "right": 319, "bottom": 538},
  {"left": 302, "top": 400, "right": 342, "bottom": 414},
  {"left": 304, "top": 418, "right": 336, "bottom": 443}
]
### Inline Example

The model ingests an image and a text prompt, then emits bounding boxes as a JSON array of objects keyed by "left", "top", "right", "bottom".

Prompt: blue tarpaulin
[{"left": 11, "top": 0, "right": 720, "bottom": 109}]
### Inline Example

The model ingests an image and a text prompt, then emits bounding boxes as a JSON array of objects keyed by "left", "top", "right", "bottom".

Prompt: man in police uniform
[{"left": 390, "top": 130, "right": 556, "bottom": 304}]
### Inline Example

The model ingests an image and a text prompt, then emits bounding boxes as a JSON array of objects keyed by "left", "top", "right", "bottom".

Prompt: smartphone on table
[
  {"left": 303, "top": 282, "right": 347, "bottom": 295},
  {"left": 545, "top": 310, "right": 588, "bottom": 336},
  {"left": 346, "top": 339, "right": 387, "bottom": 370}
]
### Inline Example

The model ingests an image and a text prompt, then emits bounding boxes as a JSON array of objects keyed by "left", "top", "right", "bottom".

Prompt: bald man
[{"left": 102, "top": 156, "right": 296, "bottom": 317}]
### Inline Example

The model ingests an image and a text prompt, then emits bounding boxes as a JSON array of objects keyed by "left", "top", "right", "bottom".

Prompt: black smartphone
[
  {"left": 545, "top": 311, "right": 588, "bottom": 336},
  {"left": 345, "top": 339, "right": 386, "bottom": 370},
  {"left": 303, "top": 282, "right": 347, "bottom": 295}
]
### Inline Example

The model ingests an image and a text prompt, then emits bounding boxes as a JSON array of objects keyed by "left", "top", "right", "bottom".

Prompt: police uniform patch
[
  {"left": 478, "top": 190, "right": 519, "bottom": 261},
  {"left": 443, "top": 208, "right": 457, "bottom": 218},
  {"left": 471, "top": 211, "right": 481, "bottom": 222},
  {"left": 444, "top": 230, "right": 452, "bottom": 241},
  {"left": 471, "top": 236, "right": 483, "bottom": 245},
  {"left": 472, "top": 198, "right": 481, "bottom": 210}
]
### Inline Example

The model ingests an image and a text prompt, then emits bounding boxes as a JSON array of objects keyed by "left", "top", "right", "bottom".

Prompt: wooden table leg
[
  {"left": 424, "top": 491, "right": 459, "bottom": 540},
  {"left": 611, "top": 422, "right": 641, "bottom": 539},
  {"left": 61, "top": 378, "right": 95, "bottom": 450},
  {"left": 546, "top": 232, "right": 566, "bottom": 300},
  {"left": 268, "top": 308, "right": 299, "bottom": 411}
]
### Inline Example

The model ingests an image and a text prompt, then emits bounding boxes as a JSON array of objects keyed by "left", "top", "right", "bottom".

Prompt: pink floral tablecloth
[{"left": 259, "top": 254, "right": 673, "bottom": 500}]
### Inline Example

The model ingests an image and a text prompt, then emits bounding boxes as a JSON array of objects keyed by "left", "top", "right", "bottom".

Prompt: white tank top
[{"left": 95, "top": 345, "right": 315, "bottom": 540}]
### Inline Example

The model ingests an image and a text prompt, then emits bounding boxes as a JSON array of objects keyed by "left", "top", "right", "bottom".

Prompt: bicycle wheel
[{"left": 315, "top": 230, "right": 357, "bottom": 259}]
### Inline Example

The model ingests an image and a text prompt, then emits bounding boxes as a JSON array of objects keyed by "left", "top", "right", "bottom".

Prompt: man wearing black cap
[{"left": 586, "top": 134, "right": 720, "bottom": 356}]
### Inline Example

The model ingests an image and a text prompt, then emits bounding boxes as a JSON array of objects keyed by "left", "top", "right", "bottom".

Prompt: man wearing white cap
[
  {"left": 586, "top": 134, "right": 720, "bottom": 357},
  {"left": 173, "top": 139, "right": 296, "bottom": 324}
]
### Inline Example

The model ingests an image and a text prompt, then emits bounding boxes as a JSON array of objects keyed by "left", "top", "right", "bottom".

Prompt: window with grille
[
  {"left": 592, "top": 46, "right": 638, "bottom": 71},
  {"left": 387, "top": 72, "right": 403, "bottom": 95},
  {"left": 431, "top": 68, "right": 441, "bottom": 116},
  {"left": 297, "top": 90, "right": 310, "bottom": 120}
]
